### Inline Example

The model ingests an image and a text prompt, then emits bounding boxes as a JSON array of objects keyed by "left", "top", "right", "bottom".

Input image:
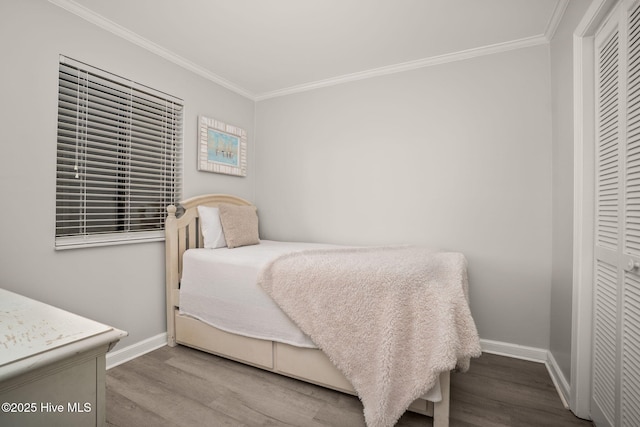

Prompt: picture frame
[{"left": 198, "top": 115, "right": 247, "bottom": 176}]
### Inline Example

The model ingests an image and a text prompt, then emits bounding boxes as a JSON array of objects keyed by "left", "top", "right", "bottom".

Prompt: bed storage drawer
[
  {"left": 274, "top": 343, "right": 354, "bottom": 393},
  {"left": 175, "top": 311, "right": 273, "bottom": 369}
]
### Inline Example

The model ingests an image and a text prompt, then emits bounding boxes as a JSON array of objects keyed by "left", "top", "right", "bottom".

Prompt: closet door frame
[{"left": 573, "top": 0, "right": 619, "bottom": 420}]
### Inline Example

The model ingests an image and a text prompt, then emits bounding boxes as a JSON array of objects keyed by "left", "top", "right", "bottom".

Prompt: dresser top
[{"left": 0, "top": 288, "right": 114, "bottom": 367}]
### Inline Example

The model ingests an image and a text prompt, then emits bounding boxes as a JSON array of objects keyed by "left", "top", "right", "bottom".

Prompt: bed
[{"left": 165, "top": 194, "right": 481, "bottom": 427}]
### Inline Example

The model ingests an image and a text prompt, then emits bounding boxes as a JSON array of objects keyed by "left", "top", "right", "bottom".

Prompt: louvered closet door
[{"left": 592, "top": 1, "right": 640, "bottom": 426}]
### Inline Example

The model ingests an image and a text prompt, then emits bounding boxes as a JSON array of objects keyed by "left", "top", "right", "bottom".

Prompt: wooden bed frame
[{"left": 165, "top": 194, "right": 450, "bottom": 427}]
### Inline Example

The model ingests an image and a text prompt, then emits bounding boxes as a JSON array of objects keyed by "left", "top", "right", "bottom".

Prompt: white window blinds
[{"left": 55, "top": 56, "right": 183, "bottom": 249}]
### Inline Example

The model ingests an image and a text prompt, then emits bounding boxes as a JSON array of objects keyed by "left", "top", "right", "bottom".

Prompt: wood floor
[{"left": 106, "top": 345, "right": 593, "bottom": 427}]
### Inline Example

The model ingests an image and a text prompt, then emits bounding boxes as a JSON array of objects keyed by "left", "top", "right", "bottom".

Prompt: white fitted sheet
[
  {"left": 179, "top": 240, "right": 338, "bottom": 348},
  {"left": 178, "top": 239, "right": 442, "bottom": 402}
]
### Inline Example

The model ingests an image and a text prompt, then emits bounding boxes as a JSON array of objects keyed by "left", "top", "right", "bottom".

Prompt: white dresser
[{"left": 0, "top": 289, "right": 127, "bottom": 426}]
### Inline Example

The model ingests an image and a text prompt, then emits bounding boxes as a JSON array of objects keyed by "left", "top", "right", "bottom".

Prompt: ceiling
[{"left": 53, "top": 0, "right": 566, "bottom": 100}]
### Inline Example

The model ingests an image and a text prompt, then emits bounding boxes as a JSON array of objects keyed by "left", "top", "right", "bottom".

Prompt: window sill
[{"left": 55, "top": 231, "right": 165, "bottom": 250}]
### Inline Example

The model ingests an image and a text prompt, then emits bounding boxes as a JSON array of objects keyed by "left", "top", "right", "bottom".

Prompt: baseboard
[
  {"left": 106, "top": 332, "right": 167, "bottom": 370},
  {"left": 480, "top": 338, "right": 548, "bottom": 363},
  {"left": 546, "top": 351, "right": 571, "bottom": 409}
]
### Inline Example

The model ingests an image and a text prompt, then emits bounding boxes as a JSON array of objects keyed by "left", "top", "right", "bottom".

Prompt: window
[{"left": 55, "top": 56, "right": 183, "bottom": 249}]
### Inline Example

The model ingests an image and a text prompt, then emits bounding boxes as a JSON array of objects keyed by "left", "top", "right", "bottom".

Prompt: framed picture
[{"left": 198, "top": 115, "right": 247, "bottom": 176}]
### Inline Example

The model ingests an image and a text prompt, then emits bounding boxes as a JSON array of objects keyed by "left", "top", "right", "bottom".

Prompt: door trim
[{"left": 572, "top": 0, "right": 619, "bottom": 419}]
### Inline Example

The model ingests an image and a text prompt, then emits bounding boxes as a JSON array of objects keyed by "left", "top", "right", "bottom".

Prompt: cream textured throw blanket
[{"left": 258, "top": 246, "right": 481, "bottom": 427}]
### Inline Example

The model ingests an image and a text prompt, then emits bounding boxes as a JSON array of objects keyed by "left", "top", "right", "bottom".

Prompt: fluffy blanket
[{"left": 258, "top": 246, "right": 481, "bottom": 427}]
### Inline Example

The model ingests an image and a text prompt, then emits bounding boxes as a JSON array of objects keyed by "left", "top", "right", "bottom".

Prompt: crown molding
[
  {"left": 51, "top": 0, "right": 560, "bottom": 103},
  {"left": 48, "top": 0, "right": 256, "bottom": 100},
  {"left": 545, "top": 0, "right": 570, "bottom": 41},
  {"left": 255, "top": 34, "right": 549, "bottom": 101}
]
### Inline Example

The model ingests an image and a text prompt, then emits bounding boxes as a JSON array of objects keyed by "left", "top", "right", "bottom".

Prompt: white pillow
[{"left": 197, "top": 206, "right": 226, "bottom": 248}]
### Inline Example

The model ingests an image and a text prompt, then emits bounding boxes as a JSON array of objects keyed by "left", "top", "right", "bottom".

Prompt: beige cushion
[{"left": 218, "top": 203, "right": 260, "bottom": 248}]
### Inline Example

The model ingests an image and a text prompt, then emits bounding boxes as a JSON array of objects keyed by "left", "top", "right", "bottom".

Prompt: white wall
[
  {"left": 255, "top": 46, "right": 554, "bottom": 349},
  {"left": 549, "top": 0, "right": 592, "bottom": 386},
  {"left": 0, "top": 0, "right": 583, "bottom": 360},
  {"left": 0, "top": 0, "right": 255, "bottom": 348}
]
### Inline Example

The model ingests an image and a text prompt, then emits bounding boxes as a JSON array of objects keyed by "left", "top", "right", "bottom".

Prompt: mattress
[
  {"left": 179, "top": 240, "right": 338, "bottom": 348},
  {"left": 178, "top": 239, "right": 442, "bottom": 402}
]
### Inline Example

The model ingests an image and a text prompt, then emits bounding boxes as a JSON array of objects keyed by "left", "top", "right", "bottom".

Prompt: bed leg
[
  {"left": 167, "top": 333, "right": 177, "bottom": 347},
  {"left": 165, "top": 204, "right": 179, "bottom": 348},
  {"left": 166, "top": 307, "right": 177, "bottom": 347},
  {"left": 433, "top": 370, "right": 450, "bottom": 427},
  {"left": 166, "top": 309, "right": 177, "bottom": 347}
]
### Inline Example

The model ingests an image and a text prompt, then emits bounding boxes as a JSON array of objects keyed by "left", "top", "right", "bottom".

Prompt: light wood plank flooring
[{"left": 106, "top": 345, "right": 593, "bottom": 427}]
